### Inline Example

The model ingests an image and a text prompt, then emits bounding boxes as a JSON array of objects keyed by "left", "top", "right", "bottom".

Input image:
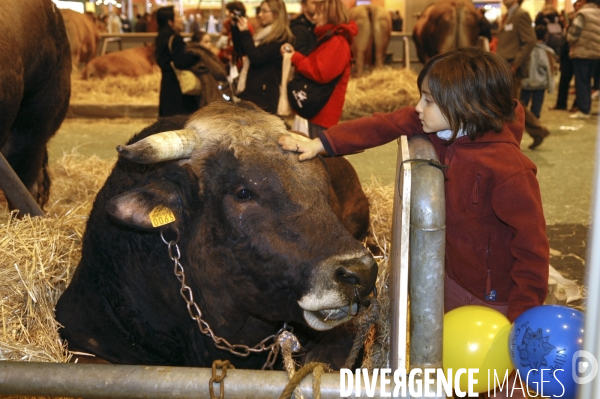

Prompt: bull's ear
[{"left": 106, "top": 185, "right": 181, "bottom": 230}]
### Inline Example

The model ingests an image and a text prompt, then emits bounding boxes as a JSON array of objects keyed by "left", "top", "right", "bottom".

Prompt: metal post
[
  {"left": 0, "top": 151, "right": 44, "bottom": 216},
  {"left": 577, "top": 114, "right": 600, "bottom": 399},
  {"left": 407, "top": 136, "right": 446, "bottom": 399},
  {"left": 0, "top": 362, "right": 396, "bottom": 398},
  {"left": 403, "top": 36, "right": 411, "bottom": 69},
  {"left": 389, "top": 136, "right": 411, "bottom": 376}
]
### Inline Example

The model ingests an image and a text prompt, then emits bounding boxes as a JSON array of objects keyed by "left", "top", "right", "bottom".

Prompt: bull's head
[{"left": 112, "top": 101, "right": 377, "bottom": 333}]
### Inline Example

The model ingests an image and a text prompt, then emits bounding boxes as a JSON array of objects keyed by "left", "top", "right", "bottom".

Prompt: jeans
[
  {"left": 555, "top": 53, "right": 574, "bottom": 109},
  {"left": 520, "top": 89, "right": 546, "bottom": 119},
  {"left": 572, "top": 58, "right": 599, "bottom": 115}
]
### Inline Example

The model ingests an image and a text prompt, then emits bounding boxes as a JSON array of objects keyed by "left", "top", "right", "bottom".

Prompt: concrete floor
[{"left": 49, "top": 89, "right": 599, "bottom": 293}]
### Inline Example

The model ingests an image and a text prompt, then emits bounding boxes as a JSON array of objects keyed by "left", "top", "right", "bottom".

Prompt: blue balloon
[{"left": 509, "top": 305, "right": 585, "bottom": 399}]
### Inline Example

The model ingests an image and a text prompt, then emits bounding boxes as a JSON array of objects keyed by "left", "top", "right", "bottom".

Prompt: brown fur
[
  {"left": 349, "top": 5, "right": 392, "bottom": 76},
  {"left": 413, "top": 0, "right": 480, "bottom": 64},
  {"left": 83, "top": 45, "right": 156, "bottom": 79},
  {"left": 61, "top": 9, "right": 99, "bottom": 70}
]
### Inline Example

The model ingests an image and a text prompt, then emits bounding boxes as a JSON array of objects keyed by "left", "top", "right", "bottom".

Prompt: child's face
[
  {"left": 200, "top": 34, "right": 212, "bottom": 49},
  {"left": 415, "top": 84, "right": 451, "bottom": 133}
]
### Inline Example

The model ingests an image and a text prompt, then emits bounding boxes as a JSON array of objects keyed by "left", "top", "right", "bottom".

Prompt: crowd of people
[{"left": 153, "top": 0, "right": 356, "bottom": 128}]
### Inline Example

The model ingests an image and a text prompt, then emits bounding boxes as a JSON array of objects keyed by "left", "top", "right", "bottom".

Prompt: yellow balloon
[{"left": 443, "top": 305, "right": 514, "bottom": 393}]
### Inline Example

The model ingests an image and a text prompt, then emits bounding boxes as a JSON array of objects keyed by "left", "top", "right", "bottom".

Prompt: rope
[
  {"left": 343, "top": 297, "right": 381, "bottom": 370},
  {"left": 281, "top": 336, "right": 304, "bottom": 399},
  {"left": 278, "top": 362, "right": 329, "bottom": 399}
]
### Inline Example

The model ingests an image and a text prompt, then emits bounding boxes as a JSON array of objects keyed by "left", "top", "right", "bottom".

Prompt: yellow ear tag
[{"left": 149, "top": 205, "right": 176, "bottom": 227}]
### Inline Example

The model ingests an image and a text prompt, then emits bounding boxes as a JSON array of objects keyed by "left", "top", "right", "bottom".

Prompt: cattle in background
[
  {"left": 0, "top": 0, "right": 71, "bottom": 210},
  {"left": 55, "top": 101, "right": 377, "bottom": 369},
  {"left": 61, "top": 9, "right": 99, "bottom": 70},
  {"left": 413, "top": 0, "right": 480, "bottom": 64},
  {"left": 349, "top": 5, "right": 392, "bottom": 76},
  {"left": 82, "top": 45, "right": 156, "bottom": 79}
]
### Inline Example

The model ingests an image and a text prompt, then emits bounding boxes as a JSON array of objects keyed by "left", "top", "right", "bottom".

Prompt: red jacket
[
  {"left": 321, "top": 103, "right": 549, "bottom": 321},
  {"left": 291, "top": 22, "right": 357, "bottom": 128}
]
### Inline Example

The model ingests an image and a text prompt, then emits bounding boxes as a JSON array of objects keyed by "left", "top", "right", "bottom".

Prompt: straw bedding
[
  {"left": 69, "top": 66, "right": 420, "bottom": 118},
  {"left": 0, "top": 154, "right": 394, "bottom": 373},
  {"left": 0, "top": 153, "right": 113, "bottom": 366},
  {"left": 70, "top": 68, "right": 161, "bottom": 105},
  {"left": 342, "top": 67, "right": 420, "bottom": 120}
]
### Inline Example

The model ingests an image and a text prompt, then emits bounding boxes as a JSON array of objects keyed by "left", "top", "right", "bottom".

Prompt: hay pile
[
  {"left": 70, "top": 69, "right": 160, "bottom": 105},
  {"left": 0, "top": 155, "right": 395, "bottom": 369},
  {"left": 0, "top": 153, "right": 114, "bottom": 365},
  {"left": 69, "top": 66, "right": 419, "bottom": 118},
  {"left": 342, "top": 67, "right": 420, "bottom": 120}
]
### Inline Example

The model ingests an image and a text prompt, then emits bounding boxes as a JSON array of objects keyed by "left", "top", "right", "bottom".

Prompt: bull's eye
[{"left": 234, "top": 188, "right": 252, "bottom": 201}]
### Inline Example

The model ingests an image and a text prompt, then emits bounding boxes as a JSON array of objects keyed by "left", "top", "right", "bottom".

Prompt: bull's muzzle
[{"left": 298, "top": 253, "right": 378, "bottom": 331}]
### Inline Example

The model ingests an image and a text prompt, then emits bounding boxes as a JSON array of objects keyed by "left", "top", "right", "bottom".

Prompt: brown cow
[
  {"left": 61, "top": 9, "right": 99, "bottom": 70},
  {"left": 55, "top": 102, "right": 377, "bottom": 369},
  {"left": 349, "top": 5, "right": 392, "bottom": 76},
  {"left": 0, "top": 0, "right": 71, "bottom": 212},
  {"left": 413, "top": 0, "right": 480, "bottom": 64},
  {"left": 82, "top": 45, "right": 156, "bottom": 79}
]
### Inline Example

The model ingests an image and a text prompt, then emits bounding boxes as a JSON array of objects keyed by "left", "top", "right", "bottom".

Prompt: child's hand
[{"left": 278, "top": 134, "right": 324, "bottom": 161}]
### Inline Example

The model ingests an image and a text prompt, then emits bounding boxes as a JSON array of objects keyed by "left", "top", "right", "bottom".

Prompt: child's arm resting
[{"left": 322, "top": 106, "right": 423, "bottom": 156}]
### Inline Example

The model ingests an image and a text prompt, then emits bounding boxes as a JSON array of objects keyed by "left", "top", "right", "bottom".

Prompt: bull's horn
[{"left": 116, "top": 129, "right": 200, "bottom": 164}]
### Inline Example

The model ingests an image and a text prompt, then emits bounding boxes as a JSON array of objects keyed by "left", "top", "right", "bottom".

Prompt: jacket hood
[
  {"left": 314, "top": 21, "right": 358, "bottom": 43},
  {"left": 456, "top": 101, "right": 525, "bottom": 146}
]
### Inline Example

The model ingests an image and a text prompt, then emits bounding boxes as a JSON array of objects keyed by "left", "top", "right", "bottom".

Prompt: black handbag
[{"left": 287, "top": 30, "right": 343, "bottom": 120}]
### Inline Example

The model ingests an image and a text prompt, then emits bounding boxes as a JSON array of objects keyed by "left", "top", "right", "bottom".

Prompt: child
[
  {"left": 520, "top": 24, "right": 556, "bottom": 119},
  {"left": 279, "top": 47, "right": 549, "bottom": 325}
]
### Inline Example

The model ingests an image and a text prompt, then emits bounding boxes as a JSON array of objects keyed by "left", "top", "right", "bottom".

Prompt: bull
[
  {"left": 83, "top": 45, "right": 156, "bottom": 79},
  {"left": 412, "top": 0, "right": 480, "bottom": 64},
  {"left": 55, "top": 101, "right": 377, "bottom": 369},
  {"left": 349, "top": 4, "right": 392, "bottom": 76},
  {"left": 61, "top": 9, "right": 99, "bottom": 70},
  {"left": 0, "top": 0, "right": 71, "bottom": 211}
]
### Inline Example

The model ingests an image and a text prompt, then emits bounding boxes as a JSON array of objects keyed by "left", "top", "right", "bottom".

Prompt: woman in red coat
[{"left": 282, "top": 0, "right": 357, "bottom": 138}]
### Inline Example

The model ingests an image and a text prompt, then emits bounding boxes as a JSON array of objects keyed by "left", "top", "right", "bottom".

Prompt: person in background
[
  {"left": 290, "top": 0, "right": 318, "bottom": 55},
  {"left": 566, "top": 0, "right": 600, "bottom": 119},
  {"left": 154, "top": 6, "right": 200, "bottom": 116},
  {"left": 497, "top": 0, "right": 550, "bottom": 150},
  {"left": 119, "top": 11, "right": 132, "bottom": 32},
  {"left": 216, "top": 2, "right": 253, "bottom": 69},
  {"left": 134, "top": 13, "right": 148, "bottom": 32},
  {"left": 549, "top": 1, "right": 583, "bottom": 112},
  {"left": 108, "top": 12, "right": 122, "bottom": 33},
  {"left": 231, "top": 0, "right": 293, "bottom": 115},
  {"left": 189, "top": 13, "right": 201, "bottom": 34},
  {"left": 520, "top": 24, "right": 555, "bottom": 120},
  {"left": 391, "top": 10, "right": 403, "bottom": 32},
  {"left": 282, "top": 0, "right": 357, "bottom": 138}
]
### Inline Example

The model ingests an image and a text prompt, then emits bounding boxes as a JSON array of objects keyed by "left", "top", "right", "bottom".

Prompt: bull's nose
[{"left": 335, "top": 254, "right": 378, "bottom": 298}]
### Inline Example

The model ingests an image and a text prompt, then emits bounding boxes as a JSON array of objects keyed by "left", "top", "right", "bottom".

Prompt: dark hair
[
  {"left": 535, "top": 24, "right": 548, "bottom": 41},
  {"left": 417, "top": 47, "right": 515, "bottom": 143},
  {"left": 156, "top": 6, "right": 175, "bottom": 31},
  {"left": 225, "top": 1, "right": 246, "bottom": 14}
]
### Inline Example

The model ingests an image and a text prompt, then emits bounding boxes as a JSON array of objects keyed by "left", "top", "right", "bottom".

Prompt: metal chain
[
  {"left": 160, "top": 231, "right": 289, "bottom": 369},
  {"left": 209, "top": 360, "right": 233, "bottom": 399}
]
